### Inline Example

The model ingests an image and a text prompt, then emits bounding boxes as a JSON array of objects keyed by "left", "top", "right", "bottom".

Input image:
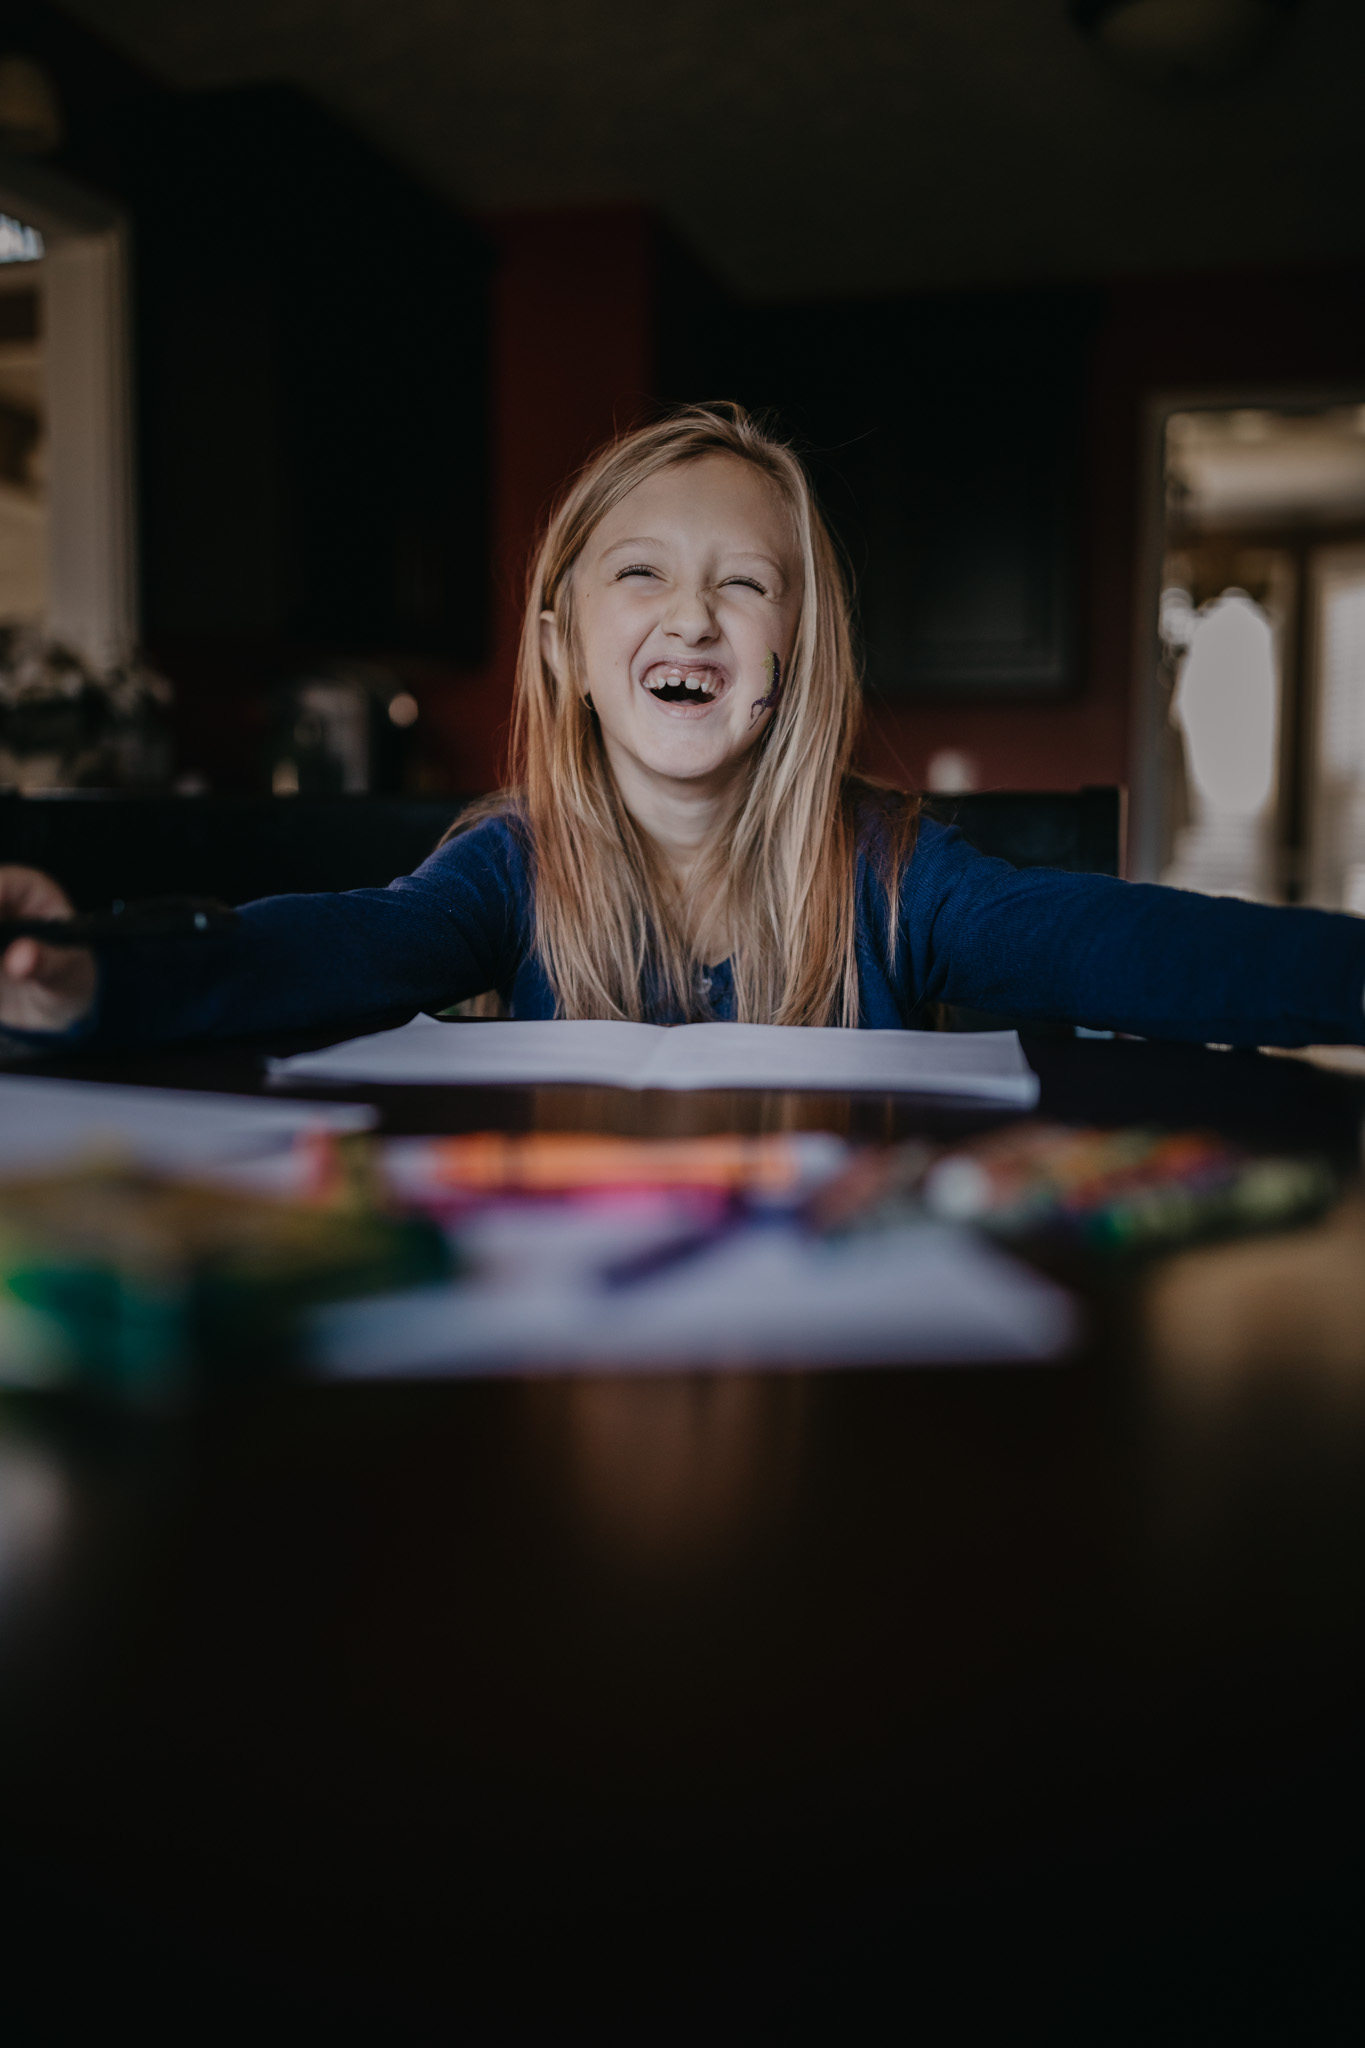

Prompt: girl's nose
[{"left": 662, "top": 586, "right": 719, "bottom": 643}]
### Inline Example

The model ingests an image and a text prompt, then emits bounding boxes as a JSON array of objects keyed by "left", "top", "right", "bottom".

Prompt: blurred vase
[
  {"left": 0, "top": 628, "right": 173, "bottom": 791},
  {"left": 1161, "top": 591, "right": 1280, "bottom": 901},
  {"left": 268, "top": 664, "right": 415, "bottom": 796}
]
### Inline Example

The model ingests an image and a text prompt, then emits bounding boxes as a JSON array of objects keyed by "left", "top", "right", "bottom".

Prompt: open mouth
[{"left": 641, "top": 663, "right": 725, "bottom": 706}]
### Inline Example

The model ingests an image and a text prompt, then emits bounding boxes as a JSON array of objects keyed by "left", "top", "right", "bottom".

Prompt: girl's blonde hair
[{"left": 453, "top": 403, "right": 916, "bottom": 1025}]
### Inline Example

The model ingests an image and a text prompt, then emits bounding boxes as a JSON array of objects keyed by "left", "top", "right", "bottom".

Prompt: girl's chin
[
  {"left": 636, "top": 744, "right": 751, "bottom": 784},
  {"left": 603, "top": 716, "right": 755, "bottom": 783}
]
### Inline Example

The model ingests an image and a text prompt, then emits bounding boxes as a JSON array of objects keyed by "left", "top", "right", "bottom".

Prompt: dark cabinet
[
  {"left": 848, "top": 293, "right": 1093, "bottom": 699},
  {"left": 670, "top": 286, "right": 1097, "bottom": 700},
  {"left": 111, "top": 84, "right": 491, "bottom": 661}
]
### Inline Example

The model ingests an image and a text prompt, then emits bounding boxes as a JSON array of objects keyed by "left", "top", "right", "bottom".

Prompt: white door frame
[
  {"left": 1130, "top": 384, "right": 1365, "bottom": 882},
  {"left": 0, "top": 156, "right": 135, "bottom": 673}
]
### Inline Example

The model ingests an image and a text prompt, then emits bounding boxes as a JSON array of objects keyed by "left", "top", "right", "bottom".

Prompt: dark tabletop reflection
[
  {"left": 543, "top": 1371, "right": 808, "bottom": 1566},
  {"left": 1, "top": 1034, "right": 1364, "bottom": 2040}
]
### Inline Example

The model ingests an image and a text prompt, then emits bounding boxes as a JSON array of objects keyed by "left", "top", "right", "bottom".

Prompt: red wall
[
  {"left": 424, "top": 208, "right": 658, "bottom": 794},
  {"left": 427, "top": 230, "right": 1365, "bottom": 814}
]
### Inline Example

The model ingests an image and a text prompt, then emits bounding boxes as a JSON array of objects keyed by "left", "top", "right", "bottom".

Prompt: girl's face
[{"left": 542, "top": 454, "right": 802, "bottom": 800}]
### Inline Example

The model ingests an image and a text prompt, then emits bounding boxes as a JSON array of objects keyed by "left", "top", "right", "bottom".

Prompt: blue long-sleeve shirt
[{"left": 83, "top": 810, "right": 1365, "bottom": 1049}]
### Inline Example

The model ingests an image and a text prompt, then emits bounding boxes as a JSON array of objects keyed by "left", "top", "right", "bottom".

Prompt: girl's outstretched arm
[
  {"left": 892, "top": 820, "right": 1365, "bottom": 1048},
  {"left": 20, "top": 815, "right": 533, "bottom": 1051}
]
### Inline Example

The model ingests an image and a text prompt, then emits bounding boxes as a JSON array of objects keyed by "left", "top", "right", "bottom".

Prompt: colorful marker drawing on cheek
[{"left": 751, "top": 652, "right": 782, "bottom": 725}]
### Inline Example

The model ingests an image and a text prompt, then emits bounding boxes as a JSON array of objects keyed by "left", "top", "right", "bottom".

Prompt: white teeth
[{"left": 646, "top": 668, "right": 719, "bottom": 701}]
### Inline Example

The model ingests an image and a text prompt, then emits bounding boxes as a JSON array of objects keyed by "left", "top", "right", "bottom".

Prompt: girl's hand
[{"left": 0, "top": 866, "right": 97, "bottom": 1034}]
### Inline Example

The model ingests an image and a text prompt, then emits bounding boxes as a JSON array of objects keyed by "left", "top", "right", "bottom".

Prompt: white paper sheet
[
  {"left": 307, "top": 1218, "right": 1076, "bottom": 1377},
  {"left": 269, "top": 1015, "right": 1040, "bottom": 1106},
  {"left": 0, "top": 1074, "right": 376, "bottom": 1177}
]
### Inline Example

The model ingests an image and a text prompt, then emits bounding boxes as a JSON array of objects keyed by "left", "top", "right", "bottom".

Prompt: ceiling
[{"left": 56, "top": 0, "right": 1365, "bottom": 300}]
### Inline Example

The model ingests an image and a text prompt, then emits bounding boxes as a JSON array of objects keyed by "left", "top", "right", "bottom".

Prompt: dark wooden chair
[
  {"left": 0, "top": 788, "right": 1123, "bottom": 932},
  {"left": 0, "top": 792, "right": 468, "bottom": 911},
  {"left": 920, "top": 786, "right": 1122, "bottom": 878}
]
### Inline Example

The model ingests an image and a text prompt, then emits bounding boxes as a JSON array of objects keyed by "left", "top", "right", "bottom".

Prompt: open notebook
[{"left": 270, "top": 1015, "right": 1041, "bottom": 1106}]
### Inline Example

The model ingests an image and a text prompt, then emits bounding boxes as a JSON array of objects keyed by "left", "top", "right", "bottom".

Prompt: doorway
[
  {"left": 0, "top": 216, "right": 44, "bottom": 629},
  {"left": 0, "top": 161, "right": 134, "bottom": 676},
  {"left": 1135, "top": 399, "right": 1365, "bottom": 906}
]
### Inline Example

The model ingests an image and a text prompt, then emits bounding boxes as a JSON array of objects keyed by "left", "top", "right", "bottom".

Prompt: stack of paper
[
  {"left": 0, "top": 1075, "right": 375, "bottom": 1176},
  {"left": 270, "top": 1015, "right": 1040, "bottom": 1106}
]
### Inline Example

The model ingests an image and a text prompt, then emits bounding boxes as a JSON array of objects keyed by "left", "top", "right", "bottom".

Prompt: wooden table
[{"left": 2, "top": 1031, "right": 1364, "bottom": 2044}]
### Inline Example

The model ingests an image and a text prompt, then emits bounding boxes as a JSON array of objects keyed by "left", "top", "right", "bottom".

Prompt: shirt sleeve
[
  {"left": 86, "top": 815, "right": 532, "bottom": 1049},
  {"left": 895, "top": 820, "right": 1365, "bottom": 1048}
]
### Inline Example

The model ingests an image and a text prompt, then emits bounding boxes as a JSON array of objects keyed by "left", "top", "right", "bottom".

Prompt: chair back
[
  {"left": 0, "top": 786, "right": 1125, "bottom": 925},
  {"left": 0, "top": 793, "right": 467, "bottom": 911},
  {"left": 921, "top": 787, "right": 1122, "bottom": 877}
]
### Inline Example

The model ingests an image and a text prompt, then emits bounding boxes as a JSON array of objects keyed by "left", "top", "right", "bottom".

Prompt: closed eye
[
  {"left": 615, "top": 563, "right": 659, "bottom": 580},
  {"left": 721, "top": 576, "right": 767, "bottom": 594}
]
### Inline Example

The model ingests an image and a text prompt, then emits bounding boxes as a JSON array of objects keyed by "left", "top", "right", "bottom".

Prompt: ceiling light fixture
[{"left": 1070, "top": 0, "right": 1302, "bottom": 84}]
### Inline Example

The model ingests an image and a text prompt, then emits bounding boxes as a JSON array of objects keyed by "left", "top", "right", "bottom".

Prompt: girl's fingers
[
  {"left": 0, "top": 865, "right": 77, "bottom": 923},
  {"left": 0, "top": 873, "right": 93, "bottom": 1031},
  {"left": 0, "top": 928, "right": 95, "bottom": 1031},
  {"left": 3, "top": 937, "right": 39, "bottom": 980},
  {"left": 25, "top": 942, "right": 79, "bottom": 991},
  {"left": 0, "top": 938, "right": 76, "bottom": 987}
]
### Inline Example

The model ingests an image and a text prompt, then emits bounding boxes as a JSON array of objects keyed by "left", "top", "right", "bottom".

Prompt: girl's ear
[{"left": 539, "top": 609, "right": 568, "bottom": 688}]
